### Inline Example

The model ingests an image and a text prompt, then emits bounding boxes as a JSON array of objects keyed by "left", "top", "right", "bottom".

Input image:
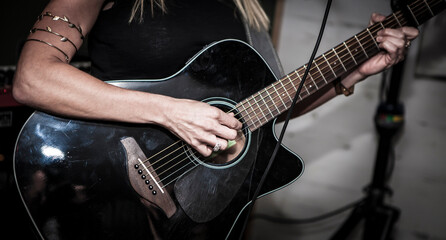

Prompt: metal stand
[{"left": 330, "top": 57, "right": 407, "bottom": 240}]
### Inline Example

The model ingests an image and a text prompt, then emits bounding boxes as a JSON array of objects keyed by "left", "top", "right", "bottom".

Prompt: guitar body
[{"left": 14, "top": 40, "right": 304, "bottom": 240}]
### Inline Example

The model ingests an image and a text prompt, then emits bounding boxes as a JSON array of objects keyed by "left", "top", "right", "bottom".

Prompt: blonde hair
[{"left": 129, "top": 0, "right": 270, "bottom": 31}]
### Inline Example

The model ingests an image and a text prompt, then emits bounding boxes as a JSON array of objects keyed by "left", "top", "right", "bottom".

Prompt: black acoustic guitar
[{"left": 13, "top": 0, "right": 445, "bottom": 239}]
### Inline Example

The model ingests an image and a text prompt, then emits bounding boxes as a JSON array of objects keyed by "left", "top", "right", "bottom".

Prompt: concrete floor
[{"left": 247, "top": 0, "right": 446, "bottom": 239}]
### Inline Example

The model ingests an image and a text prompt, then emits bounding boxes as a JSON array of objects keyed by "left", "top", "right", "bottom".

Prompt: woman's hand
[
  {"left": 161, "top": 98, "right": 243, "bottom": 157},
  {"left": 355, "top": 13, "right": 419, "bottom": 78}
]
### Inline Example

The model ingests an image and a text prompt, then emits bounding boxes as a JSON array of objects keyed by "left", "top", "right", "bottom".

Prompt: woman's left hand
[{"left": 356, "top": 13, "right": 420, "bottom": 78}]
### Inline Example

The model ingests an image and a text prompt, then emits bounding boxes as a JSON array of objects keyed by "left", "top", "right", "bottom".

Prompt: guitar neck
[{"left": 236, "top": 0, "right": 446, "bottom": 131}]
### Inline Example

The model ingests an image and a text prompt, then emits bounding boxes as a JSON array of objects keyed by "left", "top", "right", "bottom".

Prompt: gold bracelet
[
  {"left": 334, "top": 80, "right": 355, "bottom": 96},
  {"left": 26, "top": 38, "right": 69, "bottom": 62},
  {"left": 30, "top": 27, "right": 78, "bottom": 52},
  {"left": 38, "top": 12, "right": 84, "bottom": 40}
]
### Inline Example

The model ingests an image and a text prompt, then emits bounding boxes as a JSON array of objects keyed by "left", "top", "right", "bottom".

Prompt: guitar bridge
[{"left": 121, "top": 137, "right": 177, "bottom": 218}]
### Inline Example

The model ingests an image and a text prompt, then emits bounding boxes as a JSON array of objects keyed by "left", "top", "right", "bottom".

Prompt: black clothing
[{"left": 88, "top": 0, "right": 246, "bottom": 80}]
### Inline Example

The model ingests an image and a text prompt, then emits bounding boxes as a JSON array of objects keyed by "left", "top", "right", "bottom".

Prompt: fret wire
[
  {"left": 242, "top": 98, "right": 260, "bottom": 129},
  {"left": 358, "top": 29, "right": 376, "bottom": 55},
  {"left": 413, "top": 0, "right": 431, "bottom": 16},
  {"left": 252, "top": 94, "right": 268, "bottom": 124},
  {"left": 354, "top": 35, "right": 369, "bottom": 58},
  {"left": 424, "top": 0, "right": 435, "bottom": 16},
  {"left": 408, "top": 2, "right": 421, "bottom": 25},
  {"left": 265, "top": 87, "right": 281, "bottom": 113},
  {"left": 333, "top": 45, "right": 356, "bottom": 73},
  {"left": 262, "top": 83, "right": 287, "bottom": 114},
  {"left": 288, "top": 7, "right": 411, "bottom": 93},
  {"left": 379, "top": 21, "right": 386, "bottom": 30},
  {"left": 415, "top": 1, "right": 431, "bottom": 21},
  {"left": 259, "top": 90, "right": 280, "bottom": 117},
  {"left": 424, "top": 0, "right": 440, "bottom": 17},
  {"left": 288, "top": 73, "right": 304, "bottom": 101},
  {"left": 278, "top": 80, "right": 293, "bottom": 103},
  {"left": 343, "top": 41, "right": 358, "bottom": 65},
  {"left": 418, "top": 1, "right": 440, "bottom": 23},
  {"left": 272, "top": 83, "right": 287, "bottom": 108},
  {"left": 303, "top": 65, "right": 319, "bottom": 90},
  {"left": 392, "top": 13, "right": 403, "bottom": 27},
  {"left": 294, "top": 70, "right": 311, "bottom": 95},
  {"left": 319, "top": 54, "right": 339, "bottom": 80},
  {"left": 238, "top": 101, "right": 255, "bottom": 129},
  {"left": 412, "top": 1, "right": 433, "bottom": 21},
  {"left": 332, "top": 47, "right": 347, "bottom": 72},
  {"left": 238, "top": 1, "right": 439, "bottom": 130},
  {"left": 277, "top": 6, "right": 417, "bottom": 110},
  {"left": 297, "top": 0, "right": 435, "bottom": 93},
  {"left": 246, "top": 96, "right": 262, "bottom": 127},
  {"left": 412, "top": 0, "right": 436, "bottom": 22},
  {"left": 258, "top": 91, "right": 274, "bottom": 119},
  {"left": 283, "top": 13, "right": 392, "bottom": 96},
  {"left": 313, "top": 60, "right": 328, "bottom": 84},
  {"left": 296, "top": 69, "right": 318, "bottom": 94},
  {"left": 287, "top": 74, "right": 298, "bottom": 93},
  {"left": 322, "top": 53, "right": 338, "bottom": 78},
  {"left": 367, "top": 28, "right": 380, "bottom": 49}
]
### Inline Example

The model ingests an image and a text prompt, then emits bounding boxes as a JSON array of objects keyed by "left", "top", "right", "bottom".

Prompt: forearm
[{"left": 13, "top": 49, "right": 168, "bottom": 125}]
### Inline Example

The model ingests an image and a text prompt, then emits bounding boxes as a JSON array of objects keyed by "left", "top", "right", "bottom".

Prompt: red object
[{"left": 0, "top": 87, "right": 22, "bottom": 107}]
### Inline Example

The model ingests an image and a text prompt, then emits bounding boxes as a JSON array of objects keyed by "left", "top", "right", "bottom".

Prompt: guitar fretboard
[{"left": 236, "top": 0, "right": 445, "bottom": 131}]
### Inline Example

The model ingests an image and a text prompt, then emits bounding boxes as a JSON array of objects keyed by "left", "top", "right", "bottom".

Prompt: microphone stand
[
  {"left": 330, "top": 56, "right": 406, "bottom": 240},
  {"left": 330, "top": 0, "right": 412, "bottom": 232},
  {"left": 329, "top": 2, "right": 412, "bottom": 238}
]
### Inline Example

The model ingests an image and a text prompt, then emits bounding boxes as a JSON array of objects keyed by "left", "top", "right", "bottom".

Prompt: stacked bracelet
[
  {"left": 38, "top": 12, "right": 84, "bottom": 40},
  {"left": 27, "top": 11, "right": 85, "bottom": 63},
  {"left": 31, "top": 27, "right": 78, "bottom": 52},
  {"left": 25, "top": 38, "right": 70, "bottom": 62}
]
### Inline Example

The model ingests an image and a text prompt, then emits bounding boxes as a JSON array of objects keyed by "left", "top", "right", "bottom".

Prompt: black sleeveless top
[{"left": 88, "top": 0, "right": 246, "bottom": 80}]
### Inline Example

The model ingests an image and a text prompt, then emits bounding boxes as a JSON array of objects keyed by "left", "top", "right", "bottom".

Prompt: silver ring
[
  {"left": 213, "top": 142, "right": 221, "bottom": 152},
  {"left": 405, "top": 41, "right": 411, "bottom": 48}
]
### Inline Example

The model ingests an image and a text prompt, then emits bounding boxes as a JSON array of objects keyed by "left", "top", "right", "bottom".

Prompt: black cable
[
  {"left": 252, "top": 198, "right": 364, "bottom": 225},
  {"left": 238, "top": 0, "right": 333, "bottom": 238}
]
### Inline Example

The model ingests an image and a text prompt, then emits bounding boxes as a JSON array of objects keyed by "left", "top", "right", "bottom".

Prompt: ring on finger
[
  {"left": 213, "top": 142, "right": 221, "bottom": 152},
  {"left": 405, "top": 40, "right": 411, "bottom": 48}
]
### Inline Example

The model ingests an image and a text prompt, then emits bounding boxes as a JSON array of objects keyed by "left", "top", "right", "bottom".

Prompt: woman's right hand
[{"left": 159, "top": 97, "right": 243, "bottom": 157}]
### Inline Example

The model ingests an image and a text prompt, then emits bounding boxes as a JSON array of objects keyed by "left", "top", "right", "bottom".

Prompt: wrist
[
  {"left": 137, "top": 93, "right": 172, "bottom": 126},
  {"left": 343, "top": 69, "right": 367, "bottom": 86},
  {"left": 333, "top": 78, "right": 355, "bottom": 96}
]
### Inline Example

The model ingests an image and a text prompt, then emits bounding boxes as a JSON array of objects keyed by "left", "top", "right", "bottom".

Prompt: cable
[
  {"left": 252, "top": 198, "right": 364, "bottom": 225},
  {"left": 237, "top": 0, "right": 334, "bottom": 238}
]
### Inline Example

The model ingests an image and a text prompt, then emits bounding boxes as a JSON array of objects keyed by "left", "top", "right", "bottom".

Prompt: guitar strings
[
  {"left": 137, "top": 19, "right": 387, "bottom": 187},
  {"left": 262, "top": 0, "right": 433, "bottom": 122},
  {"left": 239, "top": 0, "right": 432, "bottom": 127},
  {"left": 138, "top": 9, "right": 406, "bottom": 183},
  {"left": 135, "top": 0, "right": 432, "bottom": 188},
  {"left": 237, "top": 11, "right": 403, "bottom": 127},
  {"left": 136, "top": 8, "right": 408, "bottom": 184}
]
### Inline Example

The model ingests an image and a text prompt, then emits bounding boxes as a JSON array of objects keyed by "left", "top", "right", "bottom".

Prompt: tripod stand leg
[
  {"left": 363, "top": 205, "right": 400, "bottom": 240},
  {"left": 329, "top": 200, "right": 366, "bottom": 240}
]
